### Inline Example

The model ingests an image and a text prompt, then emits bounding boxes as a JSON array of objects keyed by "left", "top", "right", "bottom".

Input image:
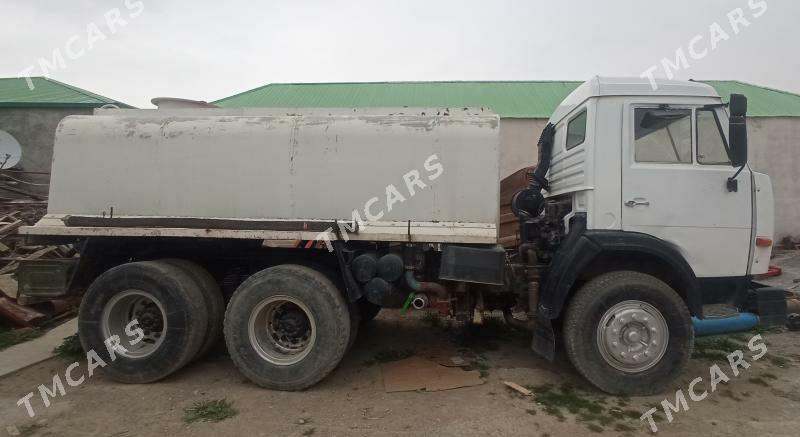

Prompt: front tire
[
  {"left": 563, "top": 271, "right": 693, "bottom": 395},
  {"left": 224, "top": 265, "right": 351, "bottom": 390}
]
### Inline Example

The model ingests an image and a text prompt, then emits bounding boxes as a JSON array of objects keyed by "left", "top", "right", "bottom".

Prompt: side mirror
[{"left": 728, "top": 94, "right": 748, "bottom": 167}]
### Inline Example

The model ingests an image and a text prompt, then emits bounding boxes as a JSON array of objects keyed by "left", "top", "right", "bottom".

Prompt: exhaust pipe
[
  {"left": 411, "top": 294, "right": 429, "bottom": 310},
  {"left": 404, "top": 271, "right": 447, "bottom": 299}
]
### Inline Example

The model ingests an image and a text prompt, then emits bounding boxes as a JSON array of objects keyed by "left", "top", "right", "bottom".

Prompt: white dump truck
[{"left": 19, "top": 77, "right": 786, "bottom": 394}]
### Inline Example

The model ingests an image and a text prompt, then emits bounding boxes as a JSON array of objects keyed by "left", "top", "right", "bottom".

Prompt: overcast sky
[{"left": 2, "top": 0, "right": 797, "bottom": 108}]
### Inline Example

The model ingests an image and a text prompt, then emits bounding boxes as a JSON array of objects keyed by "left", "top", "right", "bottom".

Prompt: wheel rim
[
  {"left": 596, "top": 300, "right": 669, "bottom": 373},
  {"left": 101, "top": 290, "right": 167, "bottom": 359},
  {"left": 248, "top": 295, "right": 317, "bottom": 366}
]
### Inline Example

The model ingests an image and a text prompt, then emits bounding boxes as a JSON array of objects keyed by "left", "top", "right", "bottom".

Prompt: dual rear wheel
[
  {"left": 78, "top": 260, "right": 221, "bottom": 383},
  {"left": 79, "top": 261, "right": 354, "bottom": 389}
]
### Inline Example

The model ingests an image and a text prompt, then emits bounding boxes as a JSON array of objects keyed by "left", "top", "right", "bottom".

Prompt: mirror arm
[{"left": 727, "top": 164, "right": 746, "bottom": 192}]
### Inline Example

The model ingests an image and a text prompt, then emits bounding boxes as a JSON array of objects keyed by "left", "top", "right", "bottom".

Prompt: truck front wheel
[
  {"left": 563, "top": 271, "right": 694, "bottom": 395},
  {"left": 224, "top": 265, "right": 351, "bottom": 390}
]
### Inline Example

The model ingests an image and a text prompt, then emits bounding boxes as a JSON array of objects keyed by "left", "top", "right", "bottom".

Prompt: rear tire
[
  {"left": 78, "top": 261, "right": 209, "bottom": 383},
  {"left": 160, "top": 259, "right": 225, "bottom": 359},
  {"left": 224, "top": 264, "right": 350, "bottom": 390},
  {"left": 563, "top": 271, "right": 693, "bottom": 395}
]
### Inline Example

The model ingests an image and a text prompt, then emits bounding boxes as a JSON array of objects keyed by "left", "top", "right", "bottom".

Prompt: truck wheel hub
[
  {"left": 101, "top": 290, "right": 167, "bottom": 359},
  {"left": 276, "top": 309, "right": 309, "bottom": 340},
  {"left": 597, "top": 300, "right": 669, "bottom": 373},
  {"left": 249, "top": 295, "right": 317, "bottom": 366}
]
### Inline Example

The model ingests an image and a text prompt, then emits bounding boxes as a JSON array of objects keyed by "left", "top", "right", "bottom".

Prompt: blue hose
[{"left": 692, "top": 312, "right": 759, "bottom": 336}]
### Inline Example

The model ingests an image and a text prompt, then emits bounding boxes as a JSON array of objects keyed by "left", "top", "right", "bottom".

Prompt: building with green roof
[
  {"left": 0, "top": 77, "right": 131, "bottom": 196},
  {"left": 216, "top": 79, "right": 800, "bottom": 238},
  {"left": 215, "top": 80, "right": 800, "bottom": 118}
]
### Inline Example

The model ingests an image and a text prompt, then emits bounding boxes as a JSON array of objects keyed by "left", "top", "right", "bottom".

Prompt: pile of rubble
[{"left": 0, "top": 171, "right": 78, "bottom": 329}]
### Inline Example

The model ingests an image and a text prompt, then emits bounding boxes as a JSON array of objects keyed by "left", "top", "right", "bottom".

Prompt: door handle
[{"left": 625, "top": 199, "right": 650, "bottom": 207}]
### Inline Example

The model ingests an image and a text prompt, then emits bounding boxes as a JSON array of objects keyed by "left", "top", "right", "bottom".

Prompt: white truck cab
[{"left": 546, "top": 77, "right": 773, "bottom": 278}]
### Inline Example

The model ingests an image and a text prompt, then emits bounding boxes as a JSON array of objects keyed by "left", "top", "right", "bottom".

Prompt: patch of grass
[
  {"left": 526, "top": 408, "right": 537, "bottom": 416},
  {"left": 53, "top": 333, "right": 83, "bottom": 359},
  {"left": 642, "top": 403, "right": 667, "bottom": 422},
  {"left": 762, "top": 372, "right": 778, "bottom": 380},
  {"left": 608, "top": 408, "right": 643, "bottom": 421},
  {"left": 747, "top": 377, "right": 770, "bottom": 387},
  {"left": 183, "top": 399, "right": 238, "bottom": 423},
  {"left": 692, "top": 335, "right": 746, "bottom": 362},
  {"left": 532, "top": 383, "right": 618, "bottom": 429},
  {"left": 615, "top": 394, "right": 631, "bottom": 407},
  {"left": 752, "top": 325, "right": 784, "bottom": 335},
  {"left": 16, "top": 422, "right": 45, "bottom": 436},
  {"left": 614, "top": 423, "right": 636, "bottom": 432},
  {"left": 766, "top": 355, "right": 790, "bottom": 368},
  {"left": 719, "top": 389, "right": 742, "bottom": 401},
  {"left": 363, "top": 349, "right": 414, "bottom": 366},
  {"left": 534, "top": 383, "right": 604, "bottom": 415},
  {"left": 301, "top": 428, "right": 316, "bottom": 436},
  {"left": 0, "top": 327, "right": 44, "bottom": 351},
  {"left": 729, "top": 333, "right": 751, "bottom": 342},
  {"left": 527, "top": 383, "right": 656, "bottom": 430},
  {"left": 466, "top": 359, "right": 490, "bottom": 378},
  {"left": 586, "top": 423, "right": 604, "bottom": 433}
]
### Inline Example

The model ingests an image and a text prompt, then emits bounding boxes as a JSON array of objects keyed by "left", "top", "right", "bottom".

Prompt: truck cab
[{"left": 547, "top": 77, "right": 772, "bottom": 278}]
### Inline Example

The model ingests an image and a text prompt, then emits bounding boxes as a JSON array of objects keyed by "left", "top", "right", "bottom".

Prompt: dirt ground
[{"left": 0, "top": 307, "right": 798, "bottom": 437}]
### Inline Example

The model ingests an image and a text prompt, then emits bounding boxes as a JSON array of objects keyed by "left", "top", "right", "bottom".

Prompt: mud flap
[{"left": 531, "top": 317, "right": 556, "bottom": 361}]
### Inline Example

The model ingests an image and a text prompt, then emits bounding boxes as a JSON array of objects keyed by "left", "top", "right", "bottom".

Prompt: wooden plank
[
  {"left": 0, "top": 297, "right": 46, "bottom": 327},
  {"left": 0, "top": 220, "right": 23, "bottom": 237},
  {"left": 0, "top": 185, "right": 46, "bottom": 200},
  {"left": 502, "top": 380, "right": 533, "bottom": 396}
]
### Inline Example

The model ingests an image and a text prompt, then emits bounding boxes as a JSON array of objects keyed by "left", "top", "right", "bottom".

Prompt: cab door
[{"left": 621, "top": 105, "right": 752, "bottom": 278}]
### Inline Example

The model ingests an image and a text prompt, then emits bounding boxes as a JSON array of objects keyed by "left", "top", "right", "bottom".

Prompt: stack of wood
[
  {"left": 499, "top": 166, "right": 535, "bottom": 249},
  {"left": 0, "top": 169, "right": 49, "bottom": 204}
]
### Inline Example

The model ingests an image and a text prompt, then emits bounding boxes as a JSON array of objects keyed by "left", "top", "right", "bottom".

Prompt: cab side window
[
  {"left": 566, "top": 110, "right": 587, "bottom": 150},
  {"left": 634, "top": 108, "right": 692, "bottom": 163},
  {"left": 696, "top": 109, "right": 731, "bottom": 165}
]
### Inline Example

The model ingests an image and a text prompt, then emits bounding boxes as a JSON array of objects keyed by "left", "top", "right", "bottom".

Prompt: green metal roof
[
  {"left": 215, "top": 80, "right": 800, "bottom": 118},
  {"left": 0, "top": 77, "right": 132, "bottom": 108}
]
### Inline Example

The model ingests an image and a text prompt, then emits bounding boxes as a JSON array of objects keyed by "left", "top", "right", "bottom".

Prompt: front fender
[{"left": 538, "top": 217, "right": 702, "bottom": 319}]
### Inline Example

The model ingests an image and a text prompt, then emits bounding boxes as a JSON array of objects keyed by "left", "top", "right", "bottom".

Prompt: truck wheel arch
[{"left": 539, "top": 228, "right": 702, "bottom": 320}]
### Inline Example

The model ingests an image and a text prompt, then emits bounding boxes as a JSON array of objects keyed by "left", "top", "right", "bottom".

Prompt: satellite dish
[{"left": 0, "top": 130, "right": 22, "bottom": 169}]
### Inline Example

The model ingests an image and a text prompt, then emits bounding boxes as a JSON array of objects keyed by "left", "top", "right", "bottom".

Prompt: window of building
[{"left": 634, "top": 108, "right": 692, "bottom": 163}]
